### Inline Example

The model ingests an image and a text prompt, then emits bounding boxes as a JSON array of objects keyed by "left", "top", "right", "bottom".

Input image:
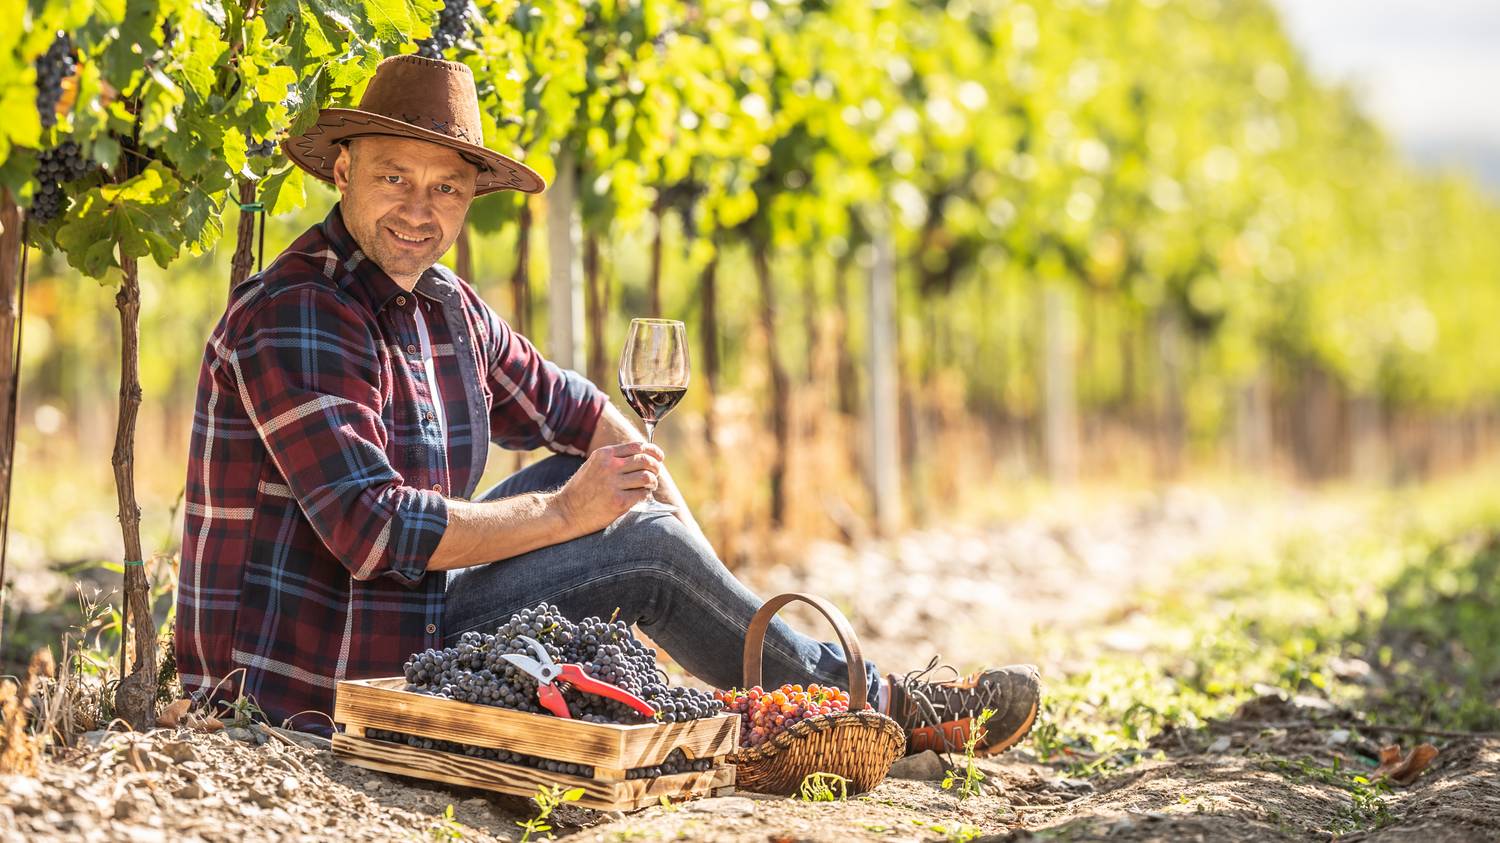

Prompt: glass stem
[{"left": 644, "top": 422, "right": 657, "bottom": 503}]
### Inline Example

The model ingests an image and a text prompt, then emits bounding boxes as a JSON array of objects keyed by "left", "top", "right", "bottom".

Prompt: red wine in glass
[
  {"left": 618, "top": 319, "right": 689, "bottom": 513},
  {"left": 622, "top": 386, "right": 687, "bottom": 426}
]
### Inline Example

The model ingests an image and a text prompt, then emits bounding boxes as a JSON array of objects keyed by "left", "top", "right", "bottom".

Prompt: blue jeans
[{"left": 443, "top": 454, "right": 883, "bottom": 696}]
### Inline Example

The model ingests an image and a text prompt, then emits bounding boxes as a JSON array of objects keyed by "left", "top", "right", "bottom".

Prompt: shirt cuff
[{"left": 387, "top": 487, "right": 450, "bottom": 586}]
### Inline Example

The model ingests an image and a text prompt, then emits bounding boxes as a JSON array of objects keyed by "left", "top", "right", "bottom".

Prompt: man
[{"left": 177, "top": 54, "right": 1040, "bottom": 756}]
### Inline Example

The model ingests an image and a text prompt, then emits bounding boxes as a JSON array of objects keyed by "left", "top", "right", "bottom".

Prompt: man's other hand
[{"left": 553, "top": 441, "right": 664, "bottom": 534}]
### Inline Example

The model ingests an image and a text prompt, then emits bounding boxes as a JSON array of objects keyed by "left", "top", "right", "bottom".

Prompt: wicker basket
[{"left": 727, "top": 593, "right": 906, "bottom": 795}]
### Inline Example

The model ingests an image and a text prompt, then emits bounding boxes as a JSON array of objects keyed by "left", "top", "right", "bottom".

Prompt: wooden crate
[{"left": 332, "top": 677, "right": 739, "bottom": 811}]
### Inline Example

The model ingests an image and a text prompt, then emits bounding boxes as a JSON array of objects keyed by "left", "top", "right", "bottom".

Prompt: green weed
[
  {"left": 798, "top": 771, "right": 850, "bottom": 802},
  {"left": 940, "top": 707, "right": 993, "bottom": 801},
  {"left": 425, "top": 804, "right": 464, "bottom": 841},
  {"left": 517, "top": 783, "right": 584, "bottom": 842}
]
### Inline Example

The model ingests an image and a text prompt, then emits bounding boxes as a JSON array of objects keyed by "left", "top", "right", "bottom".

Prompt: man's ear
[{"left": 332, "top": 143, "right": 353, "bottom": 192}]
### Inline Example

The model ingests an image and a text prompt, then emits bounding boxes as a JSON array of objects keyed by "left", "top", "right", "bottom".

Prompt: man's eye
[
  {"left": 437, "top": 184, "right": 455, "bottom": 195},
  {"left": 384, "top": 175, "right": 401, "bottom": 184}
]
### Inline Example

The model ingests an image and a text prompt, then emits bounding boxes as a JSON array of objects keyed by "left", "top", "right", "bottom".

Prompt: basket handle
[{"left": 742, "top": 593, "right": 871, "bottom": 711}]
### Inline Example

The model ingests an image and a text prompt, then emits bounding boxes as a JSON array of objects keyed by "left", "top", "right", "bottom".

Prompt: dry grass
[{"left": 0, "top": 647, "right": 55, "bottom": 774}]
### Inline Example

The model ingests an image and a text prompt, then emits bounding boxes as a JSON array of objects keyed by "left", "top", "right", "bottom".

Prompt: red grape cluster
[{"left": 713, "top": 683, "right": 863, "bottom": 748}]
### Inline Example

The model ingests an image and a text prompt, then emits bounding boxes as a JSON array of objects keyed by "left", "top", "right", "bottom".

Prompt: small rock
[
  {"left": 1290, "top": 694, "right": 1334, "bottom": 712},
  {"left": 1056, "top": 777, "right": 1094, "bottom": 794},
  {"left": 462, "top": 797, "right": 487, "bottom": 808},
  {"left": 227, "top": 727, "right": 257, "bottom": 743},
  {"left": 123, "top": 746, "right": 175, "bottom": 772},
  {"left": 277, "top": 777, "right": 300, "bottom": 798},
  {"left": 684, "top": 796, "right": 755, "bottom": 817},
  {"left": 1208, "top": 736, "right": 1233, "bottom": 753},
  {"left": 114, "top": 794, "right": 146, "bottom": 820},
  {"left": 363, "top": 778, "right": 384, "bottom": 792},
  {"left": 605, "top": 811, "right": 627, "bottom": 821},
  {"left": 157, "top": 740, "right": 200, "bottom": 764},
  {"left": 1329, "top": 657, "right": 1371, "bottom": 681},
  {"left": 1328, "top": 729, "right": 1352, "bottom": 745},
  {"left": 175, "top": 780, "right": 216, "bottom": 800},
  {"left": 887, "top": 750, "right": 946, "bottom": 781},
  {"left": 76, "top": 730, "right": 115, "bottom": 749},
  {"left": 246, "top": 786, "right": 278, "bottom": 808},
  {"left": 6, "top": 777, "right": 43, "bottom": 805},
  {"left": 1109, "top": 818, "right": 1135, "bottom": 835}
]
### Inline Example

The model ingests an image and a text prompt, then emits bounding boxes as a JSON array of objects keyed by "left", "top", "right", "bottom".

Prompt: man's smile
[{"left": 386, "top": 226, "right": 434, "bottom": 247}]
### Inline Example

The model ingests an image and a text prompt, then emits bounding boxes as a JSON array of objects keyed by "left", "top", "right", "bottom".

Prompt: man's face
[{"left": 331, "top": 135, "right": 479, "bottom": 287}]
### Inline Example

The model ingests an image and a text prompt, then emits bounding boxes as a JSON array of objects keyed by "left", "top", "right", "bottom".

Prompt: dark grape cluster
[
  {"left": 245, "top": 132, "right": 279, "bottom": 158},
  {"left": 400, "top": 602, "right": 724, "bottom": 725},
  {"left": 365, "top": 728, "right": 596, "bottom": 777},
  {"left": 624, "top": 748, "right": 713, "bottom": 780},
  {"left": 34, "top": 33, "right": 76, "bottom": 131},
  {"left": 30, "top": 141, "right": 91, "bottom": 225},
  {"left": 415, "top": 0, "right": 472, "bottom": 58}
]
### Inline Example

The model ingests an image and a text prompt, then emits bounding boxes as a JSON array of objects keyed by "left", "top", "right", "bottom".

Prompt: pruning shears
[{"left": 501, "top": 635, "right": 656, "bottom": 720}]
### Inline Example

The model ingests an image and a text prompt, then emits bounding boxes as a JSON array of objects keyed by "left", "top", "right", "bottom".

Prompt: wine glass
[{"left": 618, "top": 318, "right": 690, "bottom": 513}]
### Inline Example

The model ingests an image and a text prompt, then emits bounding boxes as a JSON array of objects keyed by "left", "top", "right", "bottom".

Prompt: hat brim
[{"left": 282, "top": 108, "right": 546, "bottom": 196}]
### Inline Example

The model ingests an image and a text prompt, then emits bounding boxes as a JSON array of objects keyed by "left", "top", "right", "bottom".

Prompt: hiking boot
[{"left": 886, "top": 659, "right": 1041, "bottom": 757}]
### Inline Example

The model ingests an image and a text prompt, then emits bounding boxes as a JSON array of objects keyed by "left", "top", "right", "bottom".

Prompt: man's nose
[{"left": 395, "top": 195, "right": 438, "bottom": 229}]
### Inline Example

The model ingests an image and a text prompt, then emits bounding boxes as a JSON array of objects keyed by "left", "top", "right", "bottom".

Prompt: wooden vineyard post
[
  {"left": 111, "top": 253, "right": 157, "bottom": 729},
  {"left": 648, "top": 192, "right": 664, "bottom": 317},
  {"left": 584, "top": 232, "right": 607, "bottom": 386},
  {"left": 228, "top": 179, "right": 258, "bottom": 293},
  {"left": 0, "top": 189, "right": 24, "bottom": 654},
  {"left": 1042, "top": 286, "right": 1079, "bottom": 485},
  {"left": 867, "top": 230, "right": 901, "bottom": 534},
  {"left": 753, "top": 241, "right": 790, "bottom": 528},
  {"left": 510, "top": 199, "right": 532, "bottom": 336},
  {"left": 700, "top": 251, "right": 720, "bottom": 451},
  {"left": 547, "top": 146, "right": 585, "bottom": 371},
  {"left": 454, "top": 224, "right": 474, "bottom": 284}
]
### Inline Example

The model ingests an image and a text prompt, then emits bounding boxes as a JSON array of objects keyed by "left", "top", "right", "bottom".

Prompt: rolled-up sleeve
[
  {"left": 227, "top": 283, "right": 447, "bottom": 584},
  {"left": 480, "top": 300, "right": 607, "bottom": 455}
]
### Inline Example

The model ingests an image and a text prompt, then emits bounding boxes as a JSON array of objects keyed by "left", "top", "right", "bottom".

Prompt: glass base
[{"left": 629, "top": 495, "right": 678, "bottom": 514}]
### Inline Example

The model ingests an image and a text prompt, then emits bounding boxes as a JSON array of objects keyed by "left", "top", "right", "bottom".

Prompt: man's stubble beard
[{"left": 352, "top": 206, "right": 448, "bottom": 282}]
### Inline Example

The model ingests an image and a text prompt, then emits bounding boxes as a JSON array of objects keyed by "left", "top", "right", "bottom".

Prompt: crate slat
[
  {"left": 333, "top": 677, "right": 739, "bottom": 768},
  {"left": 331, "top": 734, "right": 735, "bottom": 811}
]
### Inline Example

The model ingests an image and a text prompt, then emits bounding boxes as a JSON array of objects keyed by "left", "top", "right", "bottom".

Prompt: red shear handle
[
  {"left": 536, "top": 681, "right": 572, "bottom": 719},
  {"left": 558, "top": 665, "right": 656, "bottom": 718}
]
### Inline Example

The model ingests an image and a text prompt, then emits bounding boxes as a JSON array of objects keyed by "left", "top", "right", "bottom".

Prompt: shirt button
[
  {"left": 396, "top": 295, "right": 407, "bottom": 307},
  {"left": 424, "top": 411, "right": 435, "bottom": 422},
  {"left": 425, "top": 623, "right": 437, "bottom": 635},
  {"left": 406, "top": 343, "right": 418, "bottom": 354},
  {"left": 432, "top": 483, "right": 443, "bottom": 494}
]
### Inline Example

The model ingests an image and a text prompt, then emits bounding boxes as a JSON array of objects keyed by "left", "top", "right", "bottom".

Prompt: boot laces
[{"left": 894, "top": 656, "right": 1009, "bottom": 757}]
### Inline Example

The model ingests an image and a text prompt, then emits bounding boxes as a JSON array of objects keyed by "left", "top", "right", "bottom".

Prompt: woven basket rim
[{"left": 726, "top": 708, "right": 905, "bottom": 763}]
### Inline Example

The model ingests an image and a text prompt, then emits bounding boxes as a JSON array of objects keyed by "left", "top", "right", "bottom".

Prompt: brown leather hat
[{"left": 283, "top": 54, "right": 545, "bottom": 196}]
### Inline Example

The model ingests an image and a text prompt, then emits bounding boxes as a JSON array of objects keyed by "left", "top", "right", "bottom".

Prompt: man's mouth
[{"left": 386, "top": 227, "right": 434, "bottom": 246}]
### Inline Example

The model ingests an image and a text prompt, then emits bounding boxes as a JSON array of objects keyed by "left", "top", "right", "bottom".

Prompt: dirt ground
[
  {"left": 5, "top": 487, "right": 1498, "bottom": 842},
  {"left": 5, "top": 703, "right": 1496, "bottom": 842}
]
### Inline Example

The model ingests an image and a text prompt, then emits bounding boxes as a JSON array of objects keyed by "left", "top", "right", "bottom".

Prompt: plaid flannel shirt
[{"left": 175, "top": 203, "right": 606, "bottom": 733}]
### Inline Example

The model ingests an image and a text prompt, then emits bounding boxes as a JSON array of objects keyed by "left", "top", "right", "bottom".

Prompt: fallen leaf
[
  {"left": 156, "top": 699, "right": 193, "bottom": 728},
  {"left": 1372, "top": 743, "right": 1438, "bottom": 786}
]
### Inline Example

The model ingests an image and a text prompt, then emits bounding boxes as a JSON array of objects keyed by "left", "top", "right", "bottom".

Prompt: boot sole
[{"left": 904, "top": 697, "right": 1040, "bottom": 758}]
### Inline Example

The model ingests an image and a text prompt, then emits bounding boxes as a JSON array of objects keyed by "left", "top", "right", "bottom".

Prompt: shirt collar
[{"left": 319, "top": 202, "right": 454, "bottom": 313}]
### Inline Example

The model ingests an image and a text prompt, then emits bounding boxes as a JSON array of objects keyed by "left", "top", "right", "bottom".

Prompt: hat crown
[{"left": 355, "top": 54, "right": 484, "bottom": 147}]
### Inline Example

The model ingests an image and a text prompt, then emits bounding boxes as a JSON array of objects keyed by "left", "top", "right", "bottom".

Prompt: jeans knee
[{"left": 608, "top": 512, "right": 715, "bottom": 573}]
